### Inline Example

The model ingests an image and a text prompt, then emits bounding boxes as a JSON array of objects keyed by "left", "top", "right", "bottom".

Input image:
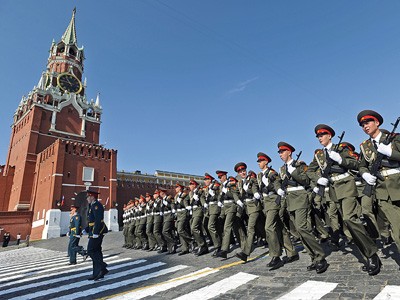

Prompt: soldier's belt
[
  {"left": 355, "top": 181, "right": 362, "bottom": 186},
  {"left": 163, "top": 211, "right": 171, "bottom": 215},
  {"left": 325, "top": 187, "right": 330, "bottom": 192},
  {"left": 154, "top": 212, "right": 161, "bottom": 215},
  {"left": 223, "top": 200, "right": 234, "bottom": 203},
  {"left": 245, "top": 198, "right": 254, "bottom": 203},
  {"left": 331, "top": 172, "right": 350, "bottom": 182},
  {"left": 192, "top": 205, "right": 199, "bottom": 209},
  {"left": 262, "top": 192, "right": 275, "bottom": 197},
  {"left": 70, "top": 227, "right": 76, "bottom": 230},
  {"left": 88, "top": 222, "right": 95, "bottom": 226},
  {"left": 286, "top": 186, "right": 305, "bottom": 192},
  {"left": 380, "top": 168, "right": 400, "bottom": 177},
  {"left": 208, "top": 201, "right": 217, "bottom": 205},
  {"left": 177, "top": 208, "right": 186, "bottom": 212}
]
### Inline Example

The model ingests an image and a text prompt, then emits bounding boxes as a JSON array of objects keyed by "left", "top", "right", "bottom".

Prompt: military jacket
[
  {"left": 153, "top": 198, "right": 163, "bottom": 223},
  {"left": 238, "top": 177, "right": 262, "bottom": 214},
  {"left": 202, "top": 186, "right": 221, "bottom": 215},
  {"left": 146, "top": 202, "right": 154, "bottom": 223},
  {"left": 359, "top": 133, "right": 400, "bottom": 200},
  {"left": 217, "top": 181, "right": 239, "bottom": 214},
  {"left": 279, "top": 161, "right": 310, "bottom": 212},
  {"left": 174, "top": 192, "right": 190, "bottom": 221},
  {"left": 162, "top": 196, "right": 174, "bottom": 222},
  {"left": 308, "top": 143, "right": 358, "bottom": 201},
  {"left": 87, "top": 200, "right": 108, "bottom": 237},
  {"left": 257, "top": 168, "right": 281, "bottom": 210},
  {"left": 139, "top": 203, "right": 147, "bottom": 225},
  {"left": 69, "top": 213, "right": 82, "bottom": 238},
  {"left": 189, "top": 188, "right": 204, "bottom": 218}
]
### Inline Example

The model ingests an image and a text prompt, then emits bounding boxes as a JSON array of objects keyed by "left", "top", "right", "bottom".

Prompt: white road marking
[
  {"left": 374, "top": 285, "right": 400, "bottom": 300},
  {"left": 277, "top": 280, "right": 338, "bottom": 300}
]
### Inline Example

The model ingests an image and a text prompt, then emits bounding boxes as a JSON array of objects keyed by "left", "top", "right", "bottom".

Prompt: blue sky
[{"left": 1, "top": 1, "right": 400, "bottom": 176}]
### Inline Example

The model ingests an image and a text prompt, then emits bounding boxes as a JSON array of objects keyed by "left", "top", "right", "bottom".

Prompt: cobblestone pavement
[{"left": 1, "top": 232, "right": 400, "bottom": 299}]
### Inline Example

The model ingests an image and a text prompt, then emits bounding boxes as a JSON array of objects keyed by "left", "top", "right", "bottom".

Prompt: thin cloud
[{"left": 226, "top": 76, "right": 259, "bottom": 96}]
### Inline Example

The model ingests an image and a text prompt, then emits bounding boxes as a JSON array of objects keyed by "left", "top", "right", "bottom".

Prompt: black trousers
[{"left": 87, "top": 235, "right": 107, "bottom": 276}]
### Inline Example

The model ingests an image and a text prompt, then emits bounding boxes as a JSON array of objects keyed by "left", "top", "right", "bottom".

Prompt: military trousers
[
  {"left": 208, "top": 214, "right": 222, "bottom": 248},
  {"left": 191, "top": 214, "right": 206, "bottom": 248},
  {"left": 243, "top": 211, "right": 259, "bottom": 256},
  {"left": 177, "top": 217, "right": 192, "bottom": 252},
  {"left": 127, "top": 224, "right": 135, "bottom": 247},
  {"left": 378, "top": 198, "right": 400, "bottom": 250},
  {"left": 153, "top": 221, "right": 166, "bottom": 248},
  {"left": 68, "top": 237, "right": 80, "bottom": 263},
  {"left": 162, "top": 221, "right": 175, "bottom": 251},
  {"left": 290, "top": 208, "right": 326, "bottom": 262},
  {"left": 340, "top": 196, "right": 378, "bottom": 259},
  {"left": 146, "top": 221, "right": 156, "bottom": 249},
  {"left": 359, "top": 194, "right": 380, "bottom": 239},
  {"left": 221, "top": 212, "right": 247, "bottom": 252},
  {"left": 87, "top": 235, "right": 107, "bottom": 277}
]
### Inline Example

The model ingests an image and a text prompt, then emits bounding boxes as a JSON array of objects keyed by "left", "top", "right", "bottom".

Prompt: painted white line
[
  {"left": 0, "top": 259, "right": 144, "bottom": 297},
  {"left": 109, "top": 267, "right": 218, "bottom": 300},
  {"left": 373, "top": 285, "right": 400, "bottom": 300},
  {"left": 53, "top": 265, "right": 188, "bottom": 300},
  {"left": 173, "top": 271, "right": 258, "bottom": 300},
  {"left": 0, "top": 256, "right": 71, "bottom": 274},
  {"left": 11, "top": 262, "right": 169, "bottom": 300},
  {"left": 0, "top": 257, "right": 130, "bottom": 289},
  {"left": 0, "top": 255, "right": 120, "bottom": 284},
  {"left": 277, "top": 280, "right": 338, "bottom": 300}
]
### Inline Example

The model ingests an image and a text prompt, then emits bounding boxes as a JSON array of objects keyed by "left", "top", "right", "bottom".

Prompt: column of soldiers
[{"left": 122, "top": 109, "right": 400, "bottom": 276}]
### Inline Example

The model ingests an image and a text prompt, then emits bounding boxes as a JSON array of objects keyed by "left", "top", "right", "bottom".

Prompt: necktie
[
  {"left": 373, "top": 140, "right": 378, "bottom": 150},
  {"left": 325, "top": 148, "right": 331, "bottom": 162}
]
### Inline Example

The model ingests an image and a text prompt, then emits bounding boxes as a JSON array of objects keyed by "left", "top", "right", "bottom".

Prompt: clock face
[{"left": 57, "top": 73, "right": 82, "bottom": 94}]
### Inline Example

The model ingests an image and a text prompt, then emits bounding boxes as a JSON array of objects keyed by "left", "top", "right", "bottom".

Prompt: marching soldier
[
  {"left": 189, "top": 180, "right": 209, "bottom": 256},
  {"left": 256, "top": 152, "right": 298, "bottom": 269},
  {"left": 174, "top": 183, "right": 192, "bottom": 256},
  {"left": 358, "top": 110, "right": 400, "bottom": 271},
  {"left": 153, "top": 189, "right": 167, "bottom": 253},
  {"left": 216, "top": 170, "right": 247, "bottom": 259},
  {"left": 160, "top": 187, "right": 176, "bottom": 254},
  {"left": 68, "top": 204, "right": 82, "bottom": 265},
  {"left": 85, "top": 189, "right": 109, "bottom": 281},
  {"left": 202, "top": 173, "right": 223, "bottom": 256},
  {"left": 277, "top": 142, "right": 328, "bottom": 274},
  {"left": 307, "top": 124, "right": 380, "bottom": 275},
  {"left": 145, "top": 193, "right": 157, "bottom": 251},
  {"left": 136, "top": 195, "right": 148, "bottom": 250},
  {"left": 234, "top": 162, "right": 262, "bottom": 263}
]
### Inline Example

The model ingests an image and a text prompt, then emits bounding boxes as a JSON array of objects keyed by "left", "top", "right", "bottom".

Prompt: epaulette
[{"left": 315, "top": 149, "right": 323, "bottom": 154}]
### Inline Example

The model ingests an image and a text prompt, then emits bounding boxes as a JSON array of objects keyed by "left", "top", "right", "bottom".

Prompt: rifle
[
  {"left": 363, "top": 117, "right": 400, "bottom": 197},
  {"left": 275, "top": 151, "right": 302, "bottom": 205},
  {"left": 317, "top": 131, "right": 345, "bottom": 197}
]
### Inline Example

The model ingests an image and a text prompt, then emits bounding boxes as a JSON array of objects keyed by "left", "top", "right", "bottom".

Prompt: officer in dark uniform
[
  {"left": 68, "top": 204, "right": 82, "bottom": 265},
  {"left": 86, "top": 189, "right": 109, "bottom": 281}
]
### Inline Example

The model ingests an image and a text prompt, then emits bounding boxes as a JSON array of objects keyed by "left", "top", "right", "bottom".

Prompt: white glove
[
  {"left": 203, "top": 203, "right": 208, "bottom": 208},
  {"left": 193, "top": 194, "right": 199, "bottom": 201},
  {"left": 287, "top": 165, "right": 296, "bottom": 174},
  {"left": 277, "top": 188, "right": 285, "bottom": 197},
  {"left": 362, "top": 173, "right": 377, "bottom": 185},
  {"left": 222, "top": 187, "right": 228, "bottom": 194},
  {"left": 209, "top": 189, "right": 215, "bottom": 196},
  {"left": 237, "top": 200, "right": 244, "bottom": 208},
  {"left": 186, "top": 206, "right": 192, "bottom": 211},
  {"left": 190, "top": 210, "right": 193, "bottom": 215},
  {"left": 163, "top": 200, "right": 168, "bottom": 206},
  {"left": 218, "top": 201, "right": 224, "bottom": 207},
  {"left": 243, "top": 182, "right": 249, "bottom": 192},
  {"left": 177, "top": 197, "right": 181, "bottom": 203},
  {"left": 377, "top": 143, "right": 393, "bottom": 157},
  {"left": 262, "top": 176, "right": 269, "bottom": 186},
  {"left": 328, "top": 150, "right": 343, "bottom": 164},
  {"left": 92, "top": 234, "right": 99, "bottom": 239},
  {"left": 67, "top": 232, "right": 70, "bottom": 237},
  {"left": 160, "top": 211, "right": 163, "bottom": 216},
  {"left": 253, "top": 192, "right": 261, "bottom": 200},
  {"left": 82, "top": 229, "right": 87, "bottom": 235},
  {"left": 172, "top": 209, "right": 176, "bottom": 214},
  {"left": 313, "top": 186, "right": 320, "bottom": 194},
  {"left": 75, "top": 235, "right": 81, "bottom": 239},
  {"left": 146, "top": 204, "right": 149, "bottom": 210},
  {"left": 317, "top": 177, "right": 329, "bottom": 186}
]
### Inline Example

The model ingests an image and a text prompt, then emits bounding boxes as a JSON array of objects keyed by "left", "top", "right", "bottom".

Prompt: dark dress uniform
[
  {"left": 86, "top": 194, "right": 108, "bottom": 280},
  {"left": 68, "top": 208, "right": 82, "bottom": 264}
]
